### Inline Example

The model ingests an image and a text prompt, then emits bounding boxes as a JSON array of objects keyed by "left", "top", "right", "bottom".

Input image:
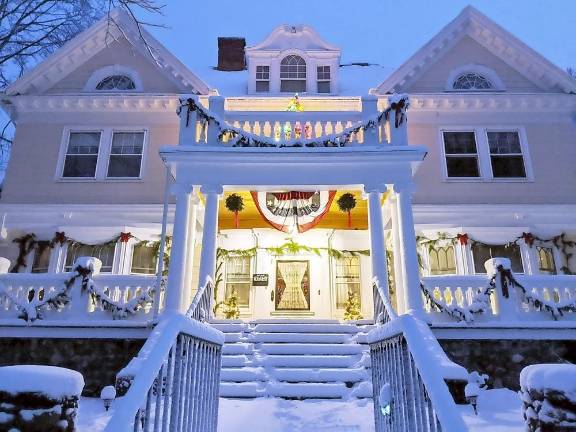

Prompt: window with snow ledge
[
  {"left": 65, "top": 242, "right": 116, "bottom": 273},
  {"left": 445, "top": 64, "right": 505, "bottom": 92},
  {"left": 84, "top": 65, "right": 143, "bottom": 92},
  {"left": 280, "top": 55, "right": 307, "bottom": 93}
]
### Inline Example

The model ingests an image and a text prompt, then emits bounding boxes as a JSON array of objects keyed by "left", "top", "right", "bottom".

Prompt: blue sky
[{"left": 148, "top": 0, "right": 576, "bottom": 71}]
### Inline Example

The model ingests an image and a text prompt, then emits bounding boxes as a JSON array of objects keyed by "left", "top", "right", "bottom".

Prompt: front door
[{"left": 275, "top": 260, "right": 310, "bottom": 311}]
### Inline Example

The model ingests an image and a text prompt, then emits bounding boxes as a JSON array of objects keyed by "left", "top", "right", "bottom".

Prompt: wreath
[
  {"left": 225, "top": 193, "right": 245, "bottom": 228},
  {"left": 336, "top": 193, "right": 357, "bottom": 229}
]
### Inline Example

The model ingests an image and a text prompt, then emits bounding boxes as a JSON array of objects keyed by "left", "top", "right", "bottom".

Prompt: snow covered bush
[
  {"left": 520, "top": 363, "right": 576, "bottom": 431},
  {"left": 0, "top": 365, "right": 84, "bottom": 432}
]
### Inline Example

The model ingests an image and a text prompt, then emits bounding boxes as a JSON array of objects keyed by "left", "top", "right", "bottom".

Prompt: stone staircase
[{"left": 211, "top": 319, "right": 374, "bottom": 399}]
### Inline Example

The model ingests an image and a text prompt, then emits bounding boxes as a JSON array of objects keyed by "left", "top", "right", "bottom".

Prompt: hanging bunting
[{"left": 250, "top": 191, "right": 336, "bottom": 233}]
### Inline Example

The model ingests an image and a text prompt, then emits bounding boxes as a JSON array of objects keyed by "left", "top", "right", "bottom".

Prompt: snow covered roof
[{"left": 246, "top": 25, "right": 339, "bottom": 52}]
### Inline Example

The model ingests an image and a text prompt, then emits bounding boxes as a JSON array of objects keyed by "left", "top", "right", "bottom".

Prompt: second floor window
[
  {"left": 107, "top": 132, "right": 144, "bottom": 178},
  {"left": 131, "top": 242, "right": 158, "bottom": 275},
  {"left": 65, "top": 242, "right": 115, "bottom": 273},
  {"left": 63, "top": 132, "right": 101, "bottom": 178},
  {"left": 472, "top": 243, "right": 524, "bottom": 274},
  {"left": 487, "top": 131, "right": 526, "bottom": 178},
  {"left": 428, "top": 246, "right": 457, "bottom": 275},
  {"left": 443, "top": 131, "right": 480, "bottom": 178},
  {"left": 280, "top": 55, "right": 306, "bottom": 93},
  {"left": 255, "top": 65, "right": 270, "bottom": 92},
  {"left": 537, "top": 247, "right": 556, "bottom": 274},
  {"left": 317, "top": 66, "right": 331, "bottom": 93},
  {"left": 31, "top": 242, "right": 51, "bottom": 273}
]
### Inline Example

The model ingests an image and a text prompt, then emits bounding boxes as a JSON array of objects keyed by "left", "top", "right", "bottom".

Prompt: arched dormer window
[
  {"left": 84, "top": 65, "right": 142, "bottom": 92},
  {"left": 96, "top": 75, "right": 136, "bottom": 91},
  {"left": 446, "top": 64, "right": 505, "bottom": 92},
  {"left": 280, "top": 55, "right": 307, "bottom": 93}
]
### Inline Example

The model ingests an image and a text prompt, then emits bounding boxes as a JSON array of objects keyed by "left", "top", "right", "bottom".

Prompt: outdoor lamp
[
  {"left": 464, "top": 382, "right": 479, "bottom": 414},
  {"left": 100, "top": 385, "right": 117, "bottom": 411}
]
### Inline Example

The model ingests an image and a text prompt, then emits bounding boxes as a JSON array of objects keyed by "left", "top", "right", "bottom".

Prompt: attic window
[
  {"left": 96, "top": 75, "right": 136, "bottom": 91},
  {"left": 452, "top": 73, "right": 493, "bottom": 91},
  {"left": 280, "top": 55, "right": 306, "bottom": 92}
]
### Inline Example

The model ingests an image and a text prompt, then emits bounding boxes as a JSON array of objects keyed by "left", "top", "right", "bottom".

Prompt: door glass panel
[{"left": 275, "top": 260, "right": 310, "bottom": 310}]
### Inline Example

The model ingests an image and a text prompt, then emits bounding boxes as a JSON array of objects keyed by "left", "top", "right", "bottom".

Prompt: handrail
[
  {"left": 187, "top": 277, "right": 215, "bottom": 321},
  {"left": 372, "top": 277, "right": 397, "bottom": 324},
  {"left": 368, "top": 314, "right": 469, "bottom": 432},
  {"left": 105, "top": 312, "right": 224, "bottom": 432}
]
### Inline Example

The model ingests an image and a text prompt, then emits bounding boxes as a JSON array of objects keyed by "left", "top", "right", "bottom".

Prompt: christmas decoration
[
  {"left": 178, "top": 95, "right": 409, "bottom": 148},
  {"left": 343, "top": 290, "right": 363, "bottom": 321},
  {"left": 11, "top": 234, "right": 37, "bottom": 273},
  {"left": 336, "top": 193, "right": 357, "bottom": 229},
  {"left": 225, "top": 194, "right": 245, "bottom": 229},
  {"left": 119, "top": 232, "right": 133, "bottom": 243},
  {"left": 286, "top": 93, "right": 304, "bottom": 112},
  {"left": 220, "top": 291, "right": 240, "bottom": 319}
]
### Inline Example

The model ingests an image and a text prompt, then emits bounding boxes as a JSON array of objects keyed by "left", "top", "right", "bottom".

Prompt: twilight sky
[{"left": 146, "top": 0, "right": 576, "bottom": 72}]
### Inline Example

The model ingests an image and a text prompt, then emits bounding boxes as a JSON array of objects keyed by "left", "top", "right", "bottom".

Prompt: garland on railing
[
  {"left": 420, "top": 278, "right": 495, "bottom": 323},
  {"left": 177, "top": 96, "right": 409, "bottom": 148},
  {"left": 10, "top": 234, "right": 37, "bottom": 273},
  {"left": 416, "top": 231, "right": 576, "bottom": 275},
  {"left": 497, "top": 265, "right": 576, "bottom": 320}
]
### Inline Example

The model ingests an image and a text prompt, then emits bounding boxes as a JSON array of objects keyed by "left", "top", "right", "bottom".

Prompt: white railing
[
  {"left": 106, "top": 313, "right": 224, "bottom": 432},
  {"left": 187, "top": 277, "right": 215, "bottom": 322},
  {"left": 0, "top": 271, "right": 164, "bottom": 323},
  {"left": 421, "top": 271, "right": 576, "bottom": 324},
  {"left": 373, "top": 279, "right": 397, "bottom": 325},
  {"left": 368, "top": 314, "right": 469, "bottom": 432}
]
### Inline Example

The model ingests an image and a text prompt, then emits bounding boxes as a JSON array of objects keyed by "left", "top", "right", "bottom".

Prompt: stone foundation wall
[
  {"left": 439, "top": 339, "right": 576, "bottom": 390},
  {"left": 0, "top": 338, "right": 145, "bottom": 396}
]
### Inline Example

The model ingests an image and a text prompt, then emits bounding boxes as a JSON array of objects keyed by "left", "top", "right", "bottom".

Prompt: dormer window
[
  {"left": 453, "top": 73, "right": 493, "bottom": 90},
  {"left": 280, "top": 55, "right": 307, "bottom": 92},
  {"left": 317, "top": 66, "right": 331, "bottom": 93},
  {"left": 96, "top": 75, "right": 136, "bottom": 91},
  {"left": 255, "top": 66, "right": 270, "bottom": 92}
]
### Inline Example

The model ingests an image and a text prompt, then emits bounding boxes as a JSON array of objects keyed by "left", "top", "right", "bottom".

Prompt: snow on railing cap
[
  {"left": 0, "top": 365, "right": 84, "bottom": 398},
  {"left": 73, "top": 256, "right": 102, "bottom": 275},
  {"left": 0, "top": 257, "right": 10, "bottom": 274},
  {"left": 484, "top": 257, "right": 511, "bottom": 275},
  {"left": 520, "top": 363, "right": 576, "bottom": 397}
]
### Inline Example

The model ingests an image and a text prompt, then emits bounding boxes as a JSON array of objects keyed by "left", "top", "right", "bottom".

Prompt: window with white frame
[
  {"left": 131, "top": 242, "right": 158, "bottom": 274},
  {"left": 65, "top": 242, "right": 116, "bottom": 273},
  {"left": 280, "top": 55, "right": 306, "bottom": 93},
  {"left": 537, "top": 246, "right": 556, "bottom": 274},
  {"left": 255, "top": 65, "right": 270, "bottom": 92},
  {"left": 428, "top": 246, "right": 457, "bottom": 275},
  {"left": 487, "top": 131, "right": 526, "bottom": 178},
  {"left": 317, "top": 66, "right": 331, "bottom": 93},
  {"left": 334, "top": 256, "right": 361, "bottom": 309},
  {"left": 225, "top": 256, "right": 251, "bottom": 307},
  {"left": 442, "top": 131, "right": 480, "bottom": 178},
  {"left": 96, "top": 75, "right": 136, "bottom": 91},
  {"left": 471, "top": 243, "right": 524, "bottom": 274},
  {"left": 62, "top": 131, "right": 101, "bottom": 178},
  {"left": 107, "top": 132, "right": 144, "bottom": 178},
  {"left": 31, "top": 242, "right": 51, "bottom": 273},
  {"left": 452, "top": 73, "right": 493, "bottom": 91}
]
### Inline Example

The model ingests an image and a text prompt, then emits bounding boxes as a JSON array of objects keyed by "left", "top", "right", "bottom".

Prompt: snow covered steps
[{"left": 211, "top": 319, "right": 373, "bottom": 399}]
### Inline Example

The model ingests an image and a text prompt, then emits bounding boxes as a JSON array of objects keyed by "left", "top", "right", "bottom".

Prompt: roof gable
[
  {"left": 6, "top": 9, "right": 212, "bottom": 96},
  {"left": 246, "top": 25, "right": 340, "bottom": 53},
  {"left": 374, "top": 6, "right": 576, "bottom": 95}
]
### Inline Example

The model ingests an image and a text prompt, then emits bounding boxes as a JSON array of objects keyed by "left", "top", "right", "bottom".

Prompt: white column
[
  {"left": 182, "top": 192, "right": 200, "bottom": 309},
  {"left": 387, "top": 194, "right": 406, "bottom": 313},
  {"left": 366, "top": 186, "right": 390, "bottom": 296},
  {"left": 197, "top": 185, "right": 222, "bottom": 289},
  {"left": 394, "top": 183, "right": 425, "bottom": 317},
  {"left": 165, "top": 184, "right": 192, "bottom": 313}
]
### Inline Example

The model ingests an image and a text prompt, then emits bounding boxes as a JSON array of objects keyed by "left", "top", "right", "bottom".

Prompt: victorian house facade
[{"left": 0, "top": 5, "right": 575, "bottom": 323}]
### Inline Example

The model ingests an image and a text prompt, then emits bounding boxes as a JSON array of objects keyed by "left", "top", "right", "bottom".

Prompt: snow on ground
[{"left": 76, "top": 389, "right": 525, "bottom": 432}]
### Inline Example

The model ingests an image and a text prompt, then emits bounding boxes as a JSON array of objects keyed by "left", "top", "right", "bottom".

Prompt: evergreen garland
[{"left": 11, "top": 234, "right": 37, "bottom": 273}]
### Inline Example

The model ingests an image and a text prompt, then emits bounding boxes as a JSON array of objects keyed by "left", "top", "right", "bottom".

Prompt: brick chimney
[{"left": 217, "top": 37, "right": 246, "bottom": 71}]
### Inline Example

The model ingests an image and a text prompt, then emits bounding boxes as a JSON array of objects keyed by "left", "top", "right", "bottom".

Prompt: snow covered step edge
[
  {"left": 252, "top": 333, "right": 352, "bottom": 344},
  {"left": 268, "top": 382, "right": 348, "bottom": 399},
  {"left": 253, "top": 323, "right": 359, "bottom": 334},
  {"left": 272, "top": 367, "right": 368, "bottom": 383},
  {"left": 265, "top": 354, "right": 360, "bottom": 368}
]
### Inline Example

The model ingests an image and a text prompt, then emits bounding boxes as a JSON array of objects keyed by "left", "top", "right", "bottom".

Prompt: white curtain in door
[{"left": 277, "top": 261, "right": 308, "bottom": 310}]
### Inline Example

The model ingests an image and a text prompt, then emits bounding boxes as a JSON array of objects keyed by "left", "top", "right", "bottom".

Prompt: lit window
[
  {"left": 280, "top": 55, "right": 306, "bottom": 93},
  {"left": 428, "top": 246, "right": 456, "bottom": 275},
  {"left": 472, "top": 243, "right": 524, "bottom": 274},
  {"left": 225, "top": 256, "right": 251, "bottom": 307},
  {"left": 443, "top": 131, "right": 480, "bottom": 177},
  {"left": 537, "top": 247, "right": 556, "bottom": 274},
  {"left": 487, "top": 131, "right": 526, "bottom": 178},
  {"left": 65, "top": 242, "right": 115, "bottom": 273},
  {"left": 255, "top": 65, "right": 270, "bottom": 92},
  {"left": 317, "top": 66, "right": 331, "bottom": 93},
  {"left": 131, "top": 242, "right": 158, "bottom": 275},
  {"left": 453, "top": 73, "right": 493, "bottom": 90},
  {"left": 62, "top": 132, "right": 101, "bottom": 178},
  {"left": 96, "top": 75, "right": 136, "bottom": 91},
  {"left": 32, "top": 242, "right": 51, "bottom": 273},
  {"left": 107, "top": 132, "right": 144, "bottom": 178},
  {"left": 335, "top": 256, "right": 361, "bottom": 309}
]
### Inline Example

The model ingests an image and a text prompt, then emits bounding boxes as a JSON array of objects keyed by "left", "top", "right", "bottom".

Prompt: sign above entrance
[
  {"left": 251, "top": 190, "right": 336, "bottom": 233},
  {"left": 252, "top": 274, "right": 269, "bottom": 286}
]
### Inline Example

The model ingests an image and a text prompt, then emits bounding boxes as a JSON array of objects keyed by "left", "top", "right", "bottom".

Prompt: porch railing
[
  {"left": 105, "top": 313, "right": 224, "bottom": 432},
  {"left": 187, "top": 277, "right": 215, "bottom": 322},
  {"left": 0, "top": 271, "right": 164, "bottom": 323}
]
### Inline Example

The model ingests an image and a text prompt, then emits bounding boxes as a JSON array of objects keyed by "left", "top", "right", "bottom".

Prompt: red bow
[
  {"left": 456, "top": 233, "right": 468, "bottom": 246},
  {"left": 521, "top": 232, "right": 535, "bottom": 247},
  {"left": 120, "top": 232, "right": 133, "bottom": 243}
]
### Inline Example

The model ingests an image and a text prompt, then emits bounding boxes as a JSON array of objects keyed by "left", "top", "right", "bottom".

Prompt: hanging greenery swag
[{"left": 177, "top": 96, "right": 409, "bottom": 148}]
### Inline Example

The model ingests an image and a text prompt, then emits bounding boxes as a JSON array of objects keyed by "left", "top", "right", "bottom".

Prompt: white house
[{"left": 0, "top": 5, "right": 575, "bottom": 325}]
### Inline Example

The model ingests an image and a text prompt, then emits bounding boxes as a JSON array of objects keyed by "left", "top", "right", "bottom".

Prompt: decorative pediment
[
  {"left": 374, "top": 6, "right": 576, "bottom": 95},
  {"left": 247, "top": 25, "right": 340, "bottom": 53},
  {"left": 5, "top": 9, "right": 212, "bottom": 96}
]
